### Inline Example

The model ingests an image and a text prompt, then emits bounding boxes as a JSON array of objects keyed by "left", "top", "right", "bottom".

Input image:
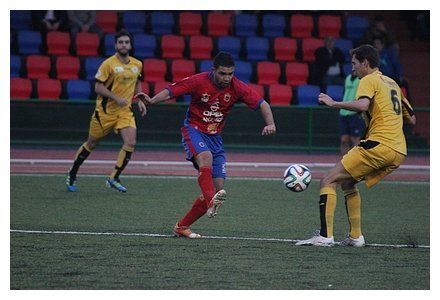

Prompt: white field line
[
  {"left": 10, "top": 158, "right": 430, "bottom": 170},
  {"left": 10, "top": 229, "right": 429, "bottom": 249}
]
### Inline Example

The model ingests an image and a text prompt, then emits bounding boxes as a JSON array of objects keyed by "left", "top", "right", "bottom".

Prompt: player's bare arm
[
  {"left": 149, "top": 89, "right": 172, "bottom": 105},
  {"left": 135, "top": 81, "right": 147, "bottom": 117},
  {"left": 259, "top": 100, "right": 276, "bottom": 136},
  {"left": 95, "top": 82, "right": 128, "bottom": 107},
  {"left": 318, "top": 93, "right": 370, "bottom": 112}
]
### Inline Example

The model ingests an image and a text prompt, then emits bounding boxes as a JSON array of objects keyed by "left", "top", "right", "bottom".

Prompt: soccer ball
[{"left": 283, "top": 164, "right": 312, "bottom": 192}]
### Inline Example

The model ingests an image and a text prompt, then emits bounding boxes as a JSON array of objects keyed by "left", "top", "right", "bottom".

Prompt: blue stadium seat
[
  {"left": 199, "top": 60, "right": 212, "bottom": 72},
  {"left": 17, "top": 30, "right": 42, "bottom": 55},
  {"left": 262, "top": 14, "right": 286, "bottom": 37},
  {"left": 245, "top": 37, "right": 269, "bottom": 61},
  {"left": 234, "top": 13, "right": 258, "bottom": 37},
  {"left": 326, "top": 85, "right": 344, "bottom": 101},
  {"left": 11, "top": 55, "right": 21, "bottom": 77},
  {"left": 66, "top": 80, "right": 91, "bottom": 100},
  {"left": 133, "top": 34, "right": 157, "bottom": 58},
  {"left": 343, "top": 62, "right": 352, "bottom": 77},
  {"left": 297, "top": 84, "right": 320, "bottom": 106},
  {"left": 84, "top": 57, "right": 105, "bottom": 80},
  {"left": 346, "top": 16, "right": 369, "bottom": 40},
  {"left": 11, "top": 11, "right": 32, "bottom": 30},
  {"left": 104, "top": 33, "right": 115, "bottom": 56},
  {"left": 151, "top": 11, "right": 175, "bottom": 35},
  {"left": 217, "top": 36, "right": 241, "bottom": 60},
  {"left": 334, "top": 38, "right": 353, "bottom": 62},
  {"left": 234, "top": 60, "right": 253, "bottom": 83},
  {"left": 122, "top": 11, "right": 146, "bottom": 33}
]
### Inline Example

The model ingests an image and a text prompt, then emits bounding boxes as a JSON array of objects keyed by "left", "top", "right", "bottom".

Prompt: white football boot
[
  {"left": 340, "top": 235, "right": 365, "bottom": 247},
  {"left": 295, "top": 230, "right": 335, "bottom": 247},
  {"left": 206, "top": 189, "right": 226, "bottom": 218}
]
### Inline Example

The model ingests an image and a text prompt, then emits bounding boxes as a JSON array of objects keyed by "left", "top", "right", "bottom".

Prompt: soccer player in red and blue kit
[{"left": 136, "top": 52, "right": 276, "bottom": 238}]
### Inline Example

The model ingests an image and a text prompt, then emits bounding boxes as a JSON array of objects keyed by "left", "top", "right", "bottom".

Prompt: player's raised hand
[
  {"left": 134, "top": 92, "right": 152, "bottom": 106},
  {"left": 318, "top": 93, "right": 336, "bottom": 107},
  {"left": 262, "top": 124, "right": 276, "bottom": 136}
]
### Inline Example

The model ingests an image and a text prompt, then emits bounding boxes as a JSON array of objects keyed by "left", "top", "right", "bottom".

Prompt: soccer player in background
[
  {"left": 136, "top": 51, "right": 276, "bottom": 238},
  {"left": 66, "top": 30, "right": 147, "bottom": 193},
  {"left": 296, "top": 44, "right": 416, "bottom": 247}
]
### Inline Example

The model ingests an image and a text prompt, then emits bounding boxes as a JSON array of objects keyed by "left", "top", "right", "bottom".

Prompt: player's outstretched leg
[
  {"left": 66, "top": 142, "right": 92, "bottom": 192},
  {"left": 173, "top": 223, "right": 202, "bottom": 239},
  {"left": 106, "top": 145, "right": 133, "bottom": 193},
  {"left": 206, "top": 189, "right": 227, "bottom": 218}
]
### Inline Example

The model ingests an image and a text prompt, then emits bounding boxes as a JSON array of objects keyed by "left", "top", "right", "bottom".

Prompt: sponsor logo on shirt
[
  {"left": 223, "top": 93, "right": 231, "bottom": 102},
  {"left": 201, "top": 93, "right": 210, "bottom": 102},
  {"left": 115, "top": 66, "right": 124, "bottom": 73}
]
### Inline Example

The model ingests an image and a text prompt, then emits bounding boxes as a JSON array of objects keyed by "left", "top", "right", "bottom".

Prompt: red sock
[
  {"left": 198, "top": 166, "right": 216, "bottom": 202},
  {"left": 178, "top": 195, "right": 208, "bottom": 227}
]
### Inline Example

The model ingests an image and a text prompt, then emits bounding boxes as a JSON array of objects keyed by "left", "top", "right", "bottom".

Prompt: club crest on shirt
[
  {"left": 131, "top": 66, "right": 139, "bottom": 74},
  {"left": 223, "top": 93, "right": 231, "bottom": 102},
  {"left": 201, "top": 93, "right": 210, "bottom": 102}
]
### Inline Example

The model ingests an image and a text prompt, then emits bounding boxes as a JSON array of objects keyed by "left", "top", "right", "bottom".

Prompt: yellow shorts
[
  {"left": 341, "top": 140, "right": 406, "bottom": 188},
  {"left": 88, "top": 110, "right": 136, "bottom": 139}
]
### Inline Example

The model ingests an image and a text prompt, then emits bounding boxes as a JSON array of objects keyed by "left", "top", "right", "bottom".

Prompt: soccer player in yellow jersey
[
  {"left": 296, "top": 44, "right": 416, "bottom": 247},
  {"left": 66, "top": 30, "right": 147, "bottom": 192}
]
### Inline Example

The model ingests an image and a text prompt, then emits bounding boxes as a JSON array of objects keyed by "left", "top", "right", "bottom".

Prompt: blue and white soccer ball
[{"left": 283, "top": 164, "right": 312, "bottom": 192}]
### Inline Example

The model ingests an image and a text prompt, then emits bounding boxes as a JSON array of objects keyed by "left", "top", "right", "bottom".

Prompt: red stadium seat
[
  {"left": 26, "top": 55, "right": 51, "bottom": 79},
  {"left": 96, "top": 11, "right": 118, "bottom": 33},
  {"left": 56, "top": 56, "right": 80, "bottom": 80},
  {"left": 143, "top": 58, "right": 167, "bottom": 83},
  {"left": 207, "top": 12, "right": 231, "bottom": 36},
  {"left": 171, "top": 59, "right": 196, "bottom": 82},
  {"left": 269, "top": 84, "right": 293, "bottom": 106},
  {"left": 37, "top": 78, "right": 62, "bottom": 100},
  {"left": 179, "top": 12, "right": 202, "bottom": 35},
  {"left": 285, "top": 62, "right": 309, "bottom": 86},
  {"left": 248, "top": 83, "right": 265, "bottom": 98},
  {"left": 274, "top": 37, "right": 297, "bottom": 61},
  {"left": 161, "top": 35, "right": 185, "bottom": 59},
  {"left": 10, "top": 78, "right": 32, "bottom": 99},
  {"left": 75, "top": 32, "right": 100, "bottom": 56},
  {"left": 318, "top": 15, "right": 342, "bottom": 38},
  {"left": 290, "top": 14, "right": 314, "bottom": 38},
  {"left": 189, "top": 35, "right": 213, "bottom": 59},
  {"left": 301, "top": 37, "right": 324, "bottom": 62},
  {"left": 153, "top": 81, "right": 176, "bottom": 103},
  {"left": 46, "top": 31, "right": 71, "bottom": 55},
  {"left": 257, "top": 61, "right": 281, "bottom": 85}
]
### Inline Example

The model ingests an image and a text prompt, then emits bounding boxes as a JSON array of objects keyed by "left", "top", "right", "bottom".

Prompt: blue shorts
[
  {"left": 181, "top": 125, "right": 226, "bottom": 179},
  {"left": 339, "top": 114, "right": 365, "bottom": 137}
]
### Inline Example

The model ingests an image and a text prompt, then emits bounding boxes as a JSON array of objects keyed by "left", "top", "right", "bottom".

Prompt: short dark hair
[
  {"left": 350, "top": 44, "right": 380, "bottom": 69},
  {"left": 115, "top": 29, "right": 132, "bottom": 43},
  {"left": 213, "top": 51, "right": 235, "bottom": 69}
]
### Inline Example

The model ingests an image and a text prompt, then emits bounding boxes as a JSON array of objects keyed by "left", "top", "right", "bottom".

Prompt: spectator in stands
[
  {"left": 33, "top": 11, "right": 68, "bottom": 33},
  {"left": 372, "top": 36, "right": 403, "bottom": 84},
  {"left": 314, "top": 36, "right": 345, "bottom": 92},
  {"left": 363, "top": 14, "right": 399, "bottom": 55},
  {"left": 67, "top": 10, "right": 103, "bottom": 38}
]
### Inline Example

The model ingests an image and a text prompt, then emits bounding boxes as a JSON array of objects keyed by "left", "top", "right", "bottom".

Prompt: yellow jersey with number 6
[{"left": 356, "top": 70, "right": 414, "bottom": 155}]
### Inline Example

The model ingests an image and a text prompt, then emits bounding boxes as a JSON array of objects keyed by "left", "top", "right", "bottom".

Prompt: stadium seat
[
  {"left": 285, "top": 62, "right": 309, "bottom": 86},
  {"left": 133, "top": 34, "right": 157, "bottom": 58},
  {"left": 153, "top": 81, "right": 176, "bottom": 102},
  {"left": 301, "top": 37, "right": 324, "bottom": 62},
  {"left": 11, "top": 55, "right": 21, "bottom": 77},
  {"left": 234, "top": 60, "right": 253, "bottom": 83},
  {"left": 84, "top": 57, "right": 105, "bottom": 80},
  {"left": 248, "top": 83, "right": 265, "bottom": 98},
  {"left": 245, "top": 37, "right": 269, "bottom": 61},
  {"left": 37, "top": 78, "right": 62, "bottom": 100},
  {"left": 26, "top": 55, "right": 51, "bottom": 79},
  {"left": 10, "top": 78, "right": 32, "bottom": 99},
  {"left": 257, "top": 61, "right": 281, "bottom": 85},
  {"left": 103, "top": 33, "right": 115, "bottom": 56},
  {"left": 142, "top": 58, "right": 167, "bottom": 83},
  {"left": 75, "top": 32, "right": 100, "bottom": 56},
  {"left": 290, "top": 14, "right": 314, "bottom": 38},
  {"left": 189, "top": 35, "right": 213, "bottom": 59},
  {"left": 122, "top": 11, "right": 146, "bottom": 34},
  {"left": 199, "top": 60, "right": 212, "bottom": 72},
  {"left": 151, "top": 11, "right": 175, "bottom": 35},
  {"left": 297, "top": 84, "right": 320, "bottom": 106},
  {"left": 234, "top": 13, "right": 258, "bottom": 37},
  {"left": 334, "top": 38, "right": 353, "bottom": 62},
  {"left": 217, "top": 36, "right": 241, "bottom": 60},
  {"left": 326, "top": 85, "right": 344, "bottom": 100},
  {"left": 17, "top": 30, "right": 42, "bottom": 55},
  {"left": 161, "top": 35, "right": 185, "bottom": 59},
  {"left": 46, "top": 31, "right": 71, "bottom": 56},
  {"left": 274, "top": 37, "right": 297, "bottom": 61},
  {"left": 346, "top": 16, "right": 369, "bottom": 40},
  {"left": 11, "top": 11, "right": 33, "bottom": 30},
  {"left": 96, "top": 11, "right": 118, "bottom": 33},
  {"left": 179, "top": 12, "right": 202, "bottom": 35},
  {"left": 56, "top": 56, "right": 80, "bottom": 80},
  {"left": 343, "top": 62, "right": 353, "bottom": 77},
  {"left": 317, "top": 15, "right": 342, "bottom": 38},
  {"left": 262, "top": 14, "right": 286, "bottom": 37},
  {"left": 207, "top": 12, "right": 231, "bottom": 36},
  {"left": 268, "top": 84, "right": 293, "bottom": 106},
  {"left": 171, "top": 59, "right": 196, "bottom": 82},
  {"left": 66, "top": 80, "right": 91, "bottom": 100}
]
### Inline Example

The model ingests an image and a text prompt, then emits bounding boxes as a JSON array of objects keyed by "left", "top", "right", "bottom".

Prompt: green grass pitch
[{"left": 10, "top": 174, "right": 429, "bottom": 289}]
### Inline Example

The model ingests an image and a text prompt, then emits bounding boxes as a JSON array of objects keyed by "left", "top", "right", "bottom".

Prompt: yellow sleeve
[
  {"left": 356, "top": 75, "right": 375, "bottom": 101},
  {"left": 95, "top": 59, "right": 111, "bottom": 83}
]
